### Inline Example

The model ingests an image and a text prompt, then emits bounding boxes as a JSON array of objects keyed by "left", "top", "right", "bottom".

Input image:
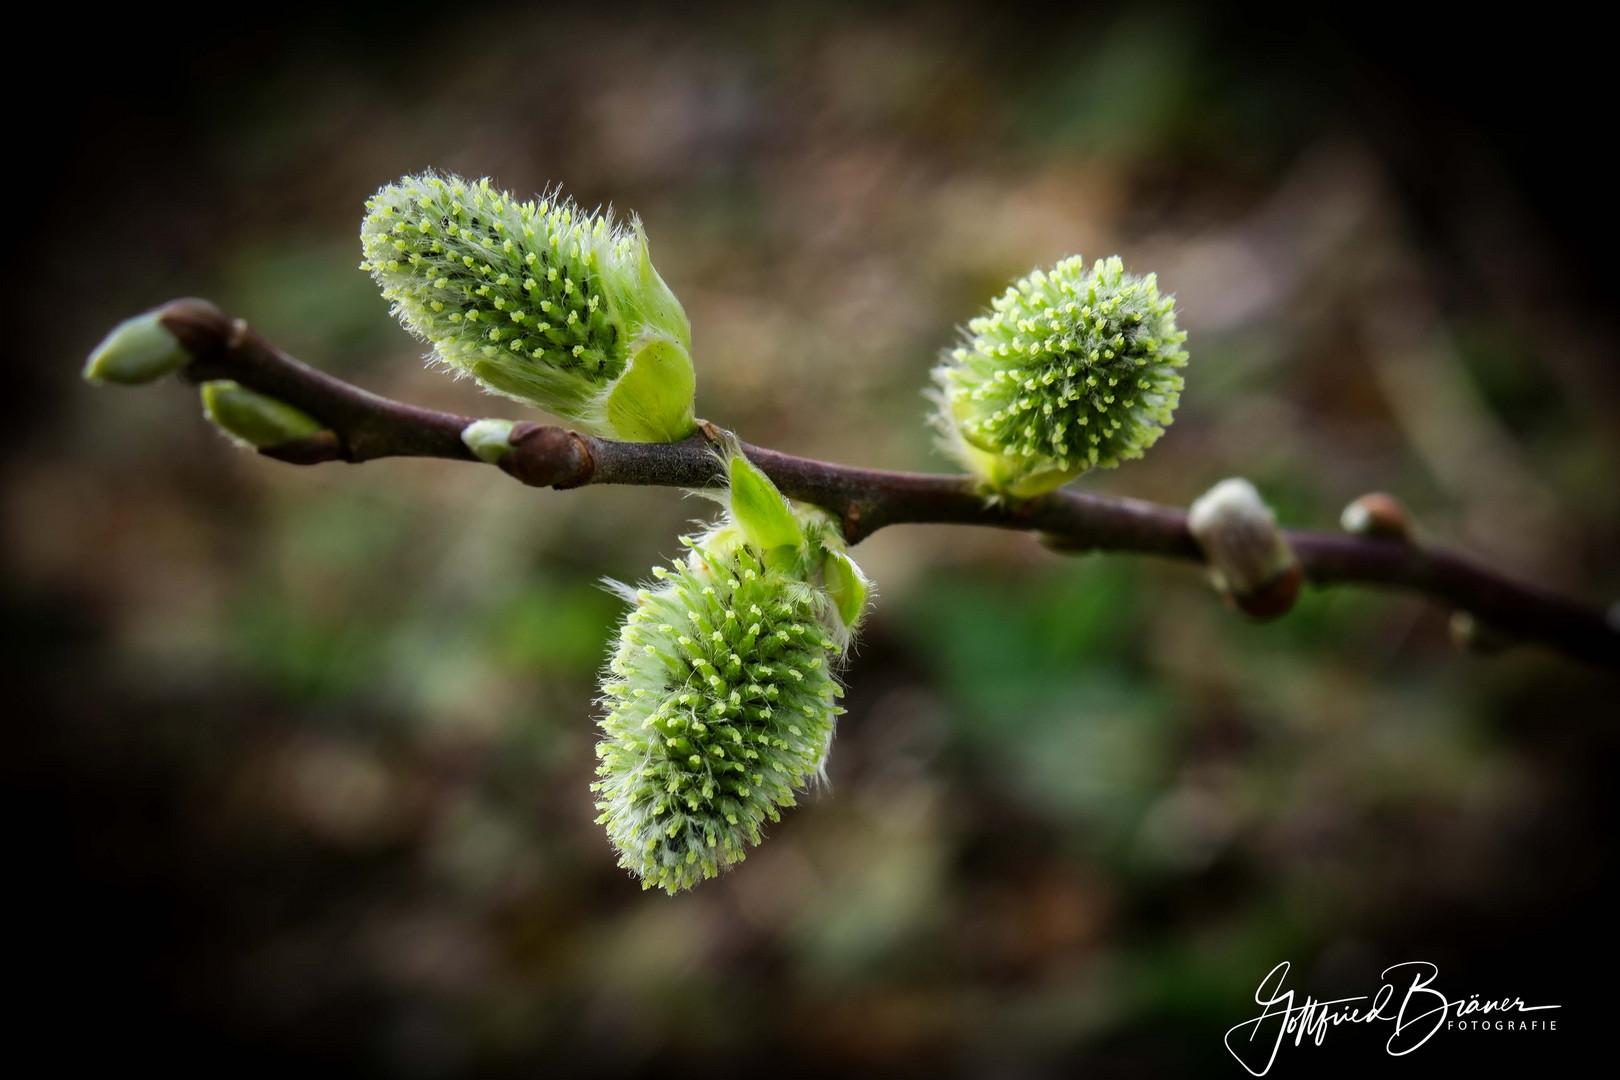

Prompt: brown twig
[{"left": 154, "top": 298, "right": 1619, "bottom": 671}]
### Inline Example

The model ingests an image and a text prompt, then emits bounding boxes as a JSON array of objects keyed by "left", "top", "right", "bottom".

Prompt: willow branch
[{"left": 154, "top": 299, "right": 1619, "bottom": 671}]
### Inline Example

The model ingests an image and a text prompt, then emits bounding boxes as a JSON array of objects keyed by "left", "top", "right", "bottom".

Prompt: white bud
[
  {"left": 461, "top": 418, "right": 517, "bottom": 463},
  {"left": 1188, "top": 477, "right": 1299, "bottom": 617}
]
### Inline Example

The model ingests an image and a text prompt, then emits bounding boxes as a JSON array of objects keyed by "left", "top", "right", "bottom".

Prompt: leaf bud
[
  {"left": 83, "top": 310, "right": 193, "bottom": 385},
  {"left": 1341, "top": 492, "right": 1415, "bottom": 542},
  {"left": 200, "top": 380, "right": 329, "bottom": 452}
]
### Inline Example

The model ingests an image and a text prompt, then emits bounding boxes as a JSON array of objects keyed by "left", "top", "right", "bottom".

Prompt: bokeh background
[{"left": 8, "top": 2, "right": 1618, "bottom": 1074}]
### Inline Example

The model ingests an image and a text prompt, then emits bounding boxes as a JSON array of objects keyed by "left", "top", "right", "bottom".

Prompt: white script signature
[{"left": 1224, "top": 961, "right": 1559, "bottom": 1075}]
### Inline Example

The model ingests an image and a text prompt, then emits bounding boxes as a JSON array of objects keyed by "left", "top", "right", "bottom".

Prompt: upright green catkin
[
  {"left": 592, "top": 455, "right": 870, "bottom": 893},
  {"left": 933, "top": 255, "right": 1188, "bottom": 496},
  {"left": 361, "top": 172, "right": 696, "bottom": 442}
]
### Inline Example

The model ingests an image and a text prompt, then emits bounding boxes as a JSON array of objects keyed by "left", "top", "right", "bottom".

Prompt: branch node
[
  {"left": 500, "top": 422, "right": 594, "bottom": 488},
  {"left": 156, "top": 298, "right": 233, "bottom": 358},
  {"left": 842, "top": 504, "right": 865, "bottom": 544}
]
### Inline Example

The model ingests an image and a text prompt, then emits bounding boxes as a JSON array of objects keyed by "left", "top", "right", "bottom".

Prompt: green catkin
[
  {"left": 361, "top": 172, "right": 696, "bottom": 442},
  {"left": 592, "top": 457, "right": 869, "bottom": 893},
  {"left": 932, "top": 255, "right": 1188, "bottom": 497}
]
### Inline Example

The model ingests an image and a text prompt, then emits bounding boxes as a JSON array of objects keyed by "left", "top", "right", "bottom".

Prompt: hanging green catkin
[{"left": 592, "top": 453, "right": 870, "bottom": 893}]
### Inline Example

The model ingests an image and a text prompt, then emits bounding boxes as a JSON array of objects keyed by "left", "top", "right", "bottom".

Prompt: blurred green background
[{"left": 7, "top": 2, "right": 1618, "bottom": 1074}]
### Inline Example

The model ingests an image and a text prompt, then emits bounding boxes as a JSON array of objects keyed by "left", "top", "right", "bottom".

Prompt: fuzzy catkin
[
  {"left": 934, "top": 255, "right": 1188, "bottom": 496},
  {"left": 593, "top": 524, "right": 849, "bottom": 893},
  {"left": 361, "top": 172, "right": 694, "bottom": 440}
]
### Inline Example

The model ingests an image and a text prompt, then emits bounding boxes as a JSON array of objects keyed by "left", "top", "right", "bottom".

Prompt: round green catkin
[
  {"left": 592, "top": 469, "right": 866, "bottom": 893},
  {"left": 933, "top": 255, "right": 1188, "bottom": 497}
]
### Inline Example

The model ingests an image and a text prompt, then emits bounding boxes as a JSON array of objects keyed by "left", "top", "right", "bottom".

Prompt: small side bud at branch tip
[
  {"left": 84, "top": 311, "right": 192, "bottom": 385},
  {"left": 1188, "top": 477, "right": 1300, "bottom": 621},
  {"left": 201, "top": 380, "right": 329, "bottom": 451},
  {"left": 461, "top": 418, "right": 517, "bottom": 463},
  {"left": 1341, "top": 492, "right": 1414, "bottom": 541}
]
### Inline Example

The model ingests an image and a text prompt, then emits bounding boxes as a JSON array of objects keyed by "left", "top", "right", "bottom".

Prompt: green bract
[
  {"left": 933, "top": 255, "right": 1188, "bottom": 497},
  {"left": 361, "top": 172, "right": 696, "bottom": 442},
  {"left": 592, "top": 454, "right": 870, "bottom": 893}
]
